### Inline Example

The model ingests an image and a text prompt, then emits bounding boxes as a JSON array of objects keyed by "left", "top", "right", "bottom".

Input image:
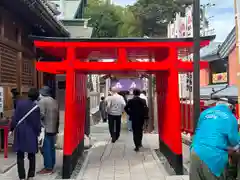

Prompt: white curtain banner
[{"left": 186, "top": 5, "right": 193, "bottom": 37}]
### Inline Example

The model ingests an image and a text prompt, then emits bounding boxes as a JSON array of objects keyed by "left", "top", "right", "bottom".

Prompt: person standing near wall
[
  {"left": 37, "top": 86, "right": 60, "bottom": 175},
  {"left": 106, "top": 87, "right": 126, "bottom": 143},
  {"left": 99, "top": 96, "right": 107, "bottom": 123}
]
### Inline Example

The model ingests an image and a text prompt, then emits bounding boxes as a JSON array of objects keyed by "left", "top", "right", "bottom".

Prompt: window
[{"left": 209, "top": 59, "right": 228, "bottom": 84}]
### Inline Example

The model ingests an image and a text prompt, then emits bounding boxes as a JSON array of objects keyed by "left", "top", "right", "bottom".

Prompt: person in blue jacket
[
  {"left": 190, "top": 98, "right": 240, "bottom": 180},
  {"left": 10, "top": 88, "right": 42, "bottom": 180}
]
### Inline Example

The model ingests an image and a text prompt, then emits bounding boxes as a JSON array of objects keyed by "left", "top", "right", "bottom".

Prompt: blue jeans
[
  {"left": 127, "top": 117, "right": 132, "bottom": 131},
  {"left": 43, "top": 134, "right": 56, "bottom": 170}
]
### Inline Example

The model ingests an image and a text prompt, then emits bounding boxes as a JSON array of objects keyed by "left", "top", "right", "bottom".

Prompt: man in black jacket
[{"left": 125, "top": 88, "right": 147, "bottom": 152}]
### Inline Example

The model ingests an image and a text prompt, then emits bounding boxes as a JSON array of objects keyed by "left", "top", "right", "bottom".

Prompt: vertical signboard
[
  {"left": 174, "top": 13, "right": 180, "bottom": 38},
  {"left": 186, "top": 5, "right": 193, "bottom": 37},
  {"left": 0, "top": 87, "right": 3, "bottom": 113},
  {"left": 179, "top": 17, "right": 186, "bottom": 38}
]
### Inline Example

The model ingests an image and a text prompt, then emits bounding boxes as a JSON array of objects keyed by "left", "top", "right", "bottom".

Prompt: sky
[{"left": 113, "top": 0, "right": 235, "bottom": 42}]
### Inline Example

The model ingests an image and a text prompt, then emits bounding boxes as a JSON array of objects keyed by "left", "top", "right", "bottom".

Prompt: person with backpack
[{"left": 9, "top": 88, "right": 42, "bottom": 180}]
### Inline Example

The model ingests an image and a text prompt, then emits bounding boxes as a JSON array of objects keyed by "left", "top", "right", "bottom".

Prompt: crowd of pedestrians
[
  {"left": 9, "top": 84, "right": 240, "bottom": 180},
  {"left": 9, "top": 86, "right": 59, "bottom": 180},
  {"left": 100, "top": 87, "right": 149, "bottom": 152}
]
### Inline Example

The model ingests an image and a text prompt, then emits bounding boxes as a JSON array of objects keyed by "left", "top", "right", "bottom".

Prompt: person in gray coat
[{"left": 37, "top": 86, "right": 60, "bottom": 174}]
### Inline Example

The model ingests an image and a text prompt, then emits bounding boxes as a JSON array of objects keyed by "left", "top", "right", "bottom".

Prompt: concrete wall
[
  {"left": 200, "top": 69, "right": 210, "bottom": 87},
  {"left": 228, "top": 47, "right": 240, "bottom": 85},
  {"left": 56, "top": 75, "right": 66, "bottom": 110}
]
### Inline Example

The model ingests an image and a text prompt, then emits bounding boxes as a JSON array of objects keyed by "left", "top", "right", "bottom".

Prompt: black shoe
[
  {"left": 134, "top": 147, "right": 139, "bottom": 152},
  {"left": 112, "top": 139, "right": 116, "bottom": 143}
]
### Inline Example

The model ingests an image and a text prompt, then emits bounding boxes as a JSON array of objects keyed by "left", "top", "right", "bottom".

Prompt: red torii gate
[{"left": 31, "top": 36, "right": 214, "bottom": 179}]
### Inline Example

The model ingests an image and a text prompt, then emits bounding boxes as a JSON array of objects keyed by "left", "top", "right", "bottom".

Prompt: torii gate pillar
[{"left": 31, "top": 36, "right": 214, "bottom": 178}]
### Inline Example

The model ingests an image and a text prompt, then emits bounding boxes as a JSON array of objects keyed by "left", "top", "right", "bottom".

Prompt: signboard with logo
[
  {"left": 0, "top": 87, "right": 3, "bottom": 113},
  {"left": 110, "top": 79, "right": 143, "bottom": 91},
  {"left": 212, "top": 72, "right": 228, "bottom": 84}
]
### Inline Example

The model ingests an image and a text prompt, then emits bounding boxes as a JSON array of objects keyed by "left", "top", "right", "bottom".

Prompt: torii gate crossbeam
[{"left": 31, "top": 35, "right": 215, "bottom": 179}]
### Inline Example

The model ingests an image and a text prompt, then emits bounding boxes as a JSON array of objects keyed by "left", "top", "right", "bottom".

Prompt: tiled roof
[
  {"left": 200, "top": 26, "right": 236, "bottom": 60},
  {"left": 39, "top": 0, "right": 68, "bottom": 32},
  {"left": 218, "top": 26, "right": 236, "bottom": 58},
  {"left": 200, "top": 41, "right": 221, "bottom": 59}
]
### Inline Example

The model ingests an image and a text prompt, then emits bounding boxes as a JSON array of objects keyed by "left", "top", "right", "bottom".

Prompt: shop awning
[{"left": 200, "top": 84, "right": 238, "bottom": 99}]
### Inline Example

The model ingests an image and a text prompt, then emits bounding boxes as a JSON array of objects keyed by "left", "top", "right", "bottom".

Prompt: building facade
[
  {"left": 199, "top": 27, "right": 238, "bottom": 99},
  {"left": 0, "top": 0, "right": 69, "bottom": 116}
]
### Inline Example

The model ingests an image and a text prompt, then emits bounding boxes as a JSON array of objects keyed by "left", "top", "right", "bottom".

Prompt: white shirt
[
  {"left": 140, "top": 93, "right": 148, "bottom": 106},
  {"left": 106, "top": 93, "right": 126, "bottom": 116}
]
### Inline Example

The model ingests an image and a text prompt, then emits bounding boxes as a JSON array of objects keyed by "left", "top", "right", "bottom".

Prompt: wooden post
[
  {"left": 0, "top": 11, "right": 4, "bottom": 84},
  {"left": 17, "top": 27, "right": 22, "bottom": 95},
  {"left": 0, "top": 11, "right": 4, "bottom": 38},
  {"left": 234, "top": 0, "right": 240, "bottom": 120}
]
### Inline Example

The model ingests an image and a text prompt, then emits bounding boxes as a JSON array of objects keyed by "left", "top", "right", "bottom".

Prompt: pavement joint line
[
  {"left": 76, "top": 139, "right": 100, "bottom": 180},
  {"left": 100, "top": 137, "right": 111, "bottom": 162},
  {"left": 142, "top": 151, "right": 150, "bottom": 180},
  {"left": 144, "top": 135, "right": 168, "bottom": 178}
]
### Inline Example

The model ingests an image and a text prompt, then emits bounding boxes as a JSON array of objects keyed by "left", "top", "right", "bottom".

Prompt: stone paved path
[
  {"left": 0, "top": 122, "right": 189, "bottom": 180},
  {"left": 77, "top": 123, "right": 189, "bottom": 180}
]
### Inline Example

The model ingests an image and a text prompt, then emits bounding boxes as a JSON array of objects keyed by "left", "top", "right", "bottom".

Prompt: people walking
[
  {"left": 190, "top": 98, "right": 240, "bottom": 180},
  {"left": 126, "top": 92, "right": 133, "bottom": 131},
  {"left": 140, "top": 90, "right": 149, "bottom": 132},
  {"left": 37, "top": 86, "right": 60, "bottom": 175},
  {"left": 125, "top": 89, "right": 148, "bottom": 152},
  {"left": 9, "top": 88, "right": 42, "bottom": 180},
  {"left": 106, "top": 87, "right": 126, "bottom": 143},
  {"left": 99, "top": 96, "right": 107, "bottom": 123}
]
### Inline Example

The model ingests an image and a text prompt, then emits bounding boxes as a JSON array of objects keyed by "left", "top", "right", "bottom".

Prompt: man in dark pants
[
  {"left": 9, "top": 88, "right": 42, "bottom": 180},
  {"left": 125, "top": 89, "right": 147, "bottom": 152},
  {"left": 106, "top": 87, "right": 126, "bottom": 143},
  {"left": 99, "top": 96, "right": 107, "bottom": 123}
]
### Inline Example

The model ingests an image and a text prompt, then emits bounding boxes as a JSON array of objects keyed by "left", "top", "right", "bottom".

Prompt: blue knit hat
[{"left": 39, "top": 86, "right": 51, "bottom": 96}]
